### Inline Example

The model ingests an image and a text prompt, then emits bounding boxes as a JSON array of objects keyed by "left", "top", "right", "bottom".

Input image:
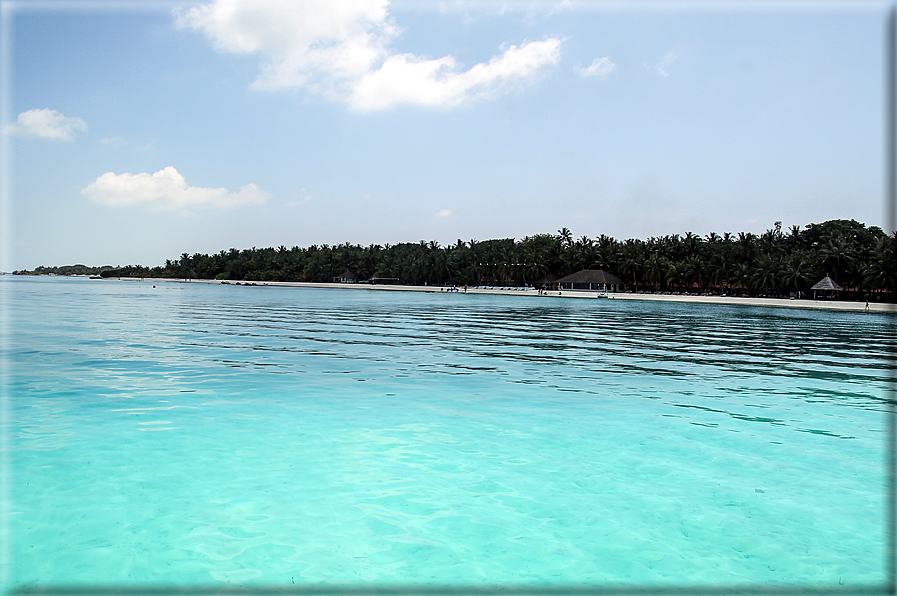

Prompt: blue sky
[{"left": 1, "top": 0, "right": 889, "bottom": 270}]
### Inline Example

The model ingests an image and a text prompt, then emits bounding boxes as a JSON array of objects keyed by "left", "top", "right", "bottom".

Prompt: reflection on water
[{"left": 4, "top": 277, "right": 892, "bottom": 589}]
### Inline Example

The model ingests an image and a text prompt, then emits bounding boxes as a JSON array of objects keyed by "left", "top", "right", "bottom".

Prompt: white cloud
[
  {"left": 5, "top": 108, "right": 87, "bottom": 141},
  {"left": 436, "top": 209, "right": 453, "bottom": 217},
  {"left": 351, "top": 39, "right": 561, "bottom": 110},
  {"left": 577, "top": 56, "right": 615, "bottom": 78},
  {"left": 287, "top": 188, "right": 313, "bottom": 206},
  {"left": 81, "top": 166, "right": 268, "bottom": 211},
  {"left": 175, "top": 0, "right": 561, "bottom": 110},
  {"left": 657, "top": 51, "right": 677, "bottom": 77}
]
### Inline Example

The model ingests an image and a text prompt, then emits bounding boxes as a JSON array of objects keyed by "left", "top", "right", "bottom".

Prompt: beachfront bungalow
[
  {"left": 334, "top": 269, "right": 356, "bottom": 284},
  {"left": 811, "top": 276, "right": 842, "bottom": 300},
  {"left": 556, "top": 270, "right": 624, "bottom": 293}
]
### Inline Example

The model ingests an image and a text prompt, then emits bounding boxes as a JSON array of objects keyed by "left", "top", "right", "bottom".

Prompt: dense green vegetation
[
  {"left": 17, "top": 219, "right": 897, "bottom": 301},
  {"left": 12, "top": 264, "right": 115, "bottom": 276}
]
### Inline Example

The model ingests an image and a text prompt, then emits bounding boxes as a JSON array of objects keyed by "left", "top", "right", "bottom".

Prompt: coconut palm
[
  {"left": 666, "top": 260, "right": 688, "bottom": 291},
  {"left": 644, "top": 253, "right": 667, "bottom": 291},
  {"left": 729, "top": 262, "right": 752, "bottom": 295},
  {"left": 780, "top": 252, "right": 813, "bottom": 297},
  {"left": 707, "top": 252, "right": 731, "bottom": 294},
  {"left": 557, "top": 227, "right": 573, "bottom": 248},
  {"left": 617, "top": 240, "right": 644, "bottom": 292},
  {"left": 683, "top": 256, "right": 706, "bottom": 293},
  {"left": 751, "top": 255, "right": 782, "bottom": 296},
  {"left": 862, "top": 237, "right": 897, "bottom": 300},
  {"left": 818, "top": 236, "right": 856, "bottom": 284},
  {"left": 682, "top": 231, "right": 703, "bottom": 258},
  {"left": 735, "top": 232, "right": 757, "bottom": 263}
]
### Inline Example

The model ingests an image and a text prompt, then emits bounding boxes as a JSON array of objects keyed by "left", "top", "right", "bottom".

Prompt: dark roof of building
[
  {"left": 556, "top": 269, "right": 623, "bottom": 285},
  {"left": 336, "top": 269, "right": 355, "bottom": 279},
  {"left": 811, "top": 276, "right": 843, "bottom": 291}
]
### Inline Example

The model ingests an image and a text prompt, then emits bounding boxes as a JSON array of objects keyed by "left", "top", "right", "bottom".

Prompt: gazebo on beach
[
  {"left": 334, "top": 269, "right": 356, "bottom": 284},
  {"left": 556, "top": 269, "right": 624, "bottom": 292},
  {"left": 811, "top": 276, "right": 842, "bottom": 300}
]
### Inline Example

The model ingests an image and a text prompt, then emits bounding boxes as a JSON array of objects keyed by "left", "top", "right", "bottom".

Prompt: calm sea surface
[{"left": 2, "top": 276, "right": 893, "bottom": 591}]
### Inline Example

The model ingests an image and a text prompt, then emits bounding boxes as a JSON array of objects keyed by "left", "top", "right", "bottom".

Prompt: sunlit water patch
[{"left": 3, "top": 276, "right": 892, "bottom": 591}]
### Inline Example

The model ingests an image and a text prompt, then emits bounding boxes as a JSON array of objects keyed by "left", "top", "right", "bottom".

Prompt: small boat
[{"left": 596, "top": 291, "right": 608, "bottom": 299}]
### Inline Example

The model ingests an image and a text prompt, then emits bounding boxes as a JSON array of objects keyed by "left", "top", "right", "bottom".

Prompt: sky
[{"left": 1, "top": 0, "right": 890, "bottom": 270}]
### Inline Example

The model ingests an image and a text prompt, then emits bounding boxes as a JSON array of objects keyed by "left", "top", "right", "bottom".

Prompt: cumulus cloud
[
  {"left": 5, "top": 108, "right": 87, "bottom": 141},
  {"left": 175, "top": 0, "right": 561, "bottom": 110},
  {"left": 435, "top": 209, "right": 453, "bottom": 217},
  {"left": 350, "top": 39, "right": 561, "bottom": 110},
  {"left": 81, "top": 166, "right": 267, "bottom": 211},
  {"left": 577, "top": 56, "right": 615, "bottom": 79}
]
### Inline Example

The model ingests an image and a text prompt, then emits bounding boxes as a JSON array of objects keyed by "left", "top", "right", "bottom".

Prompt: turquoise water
[{"left": 2, "top": 276, "right": 892, "bottom": 591}]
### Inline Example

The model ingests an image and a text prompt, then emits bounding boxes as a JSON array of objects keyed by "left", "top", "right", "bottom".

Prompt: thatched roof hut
[
  {"left": 556, "top": 269, "right": 624, "bottom": 292},
  {"left": 811, "top": 276, "right": 842, "bottom": 299},
  {"left": 334, "top": 269, "right": 356, "bottom": 284}
]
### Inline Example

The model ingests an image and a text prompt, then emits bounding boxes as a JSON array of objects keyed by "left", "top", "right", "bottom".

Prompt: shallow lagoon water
[{"left": 3, "top": 276, "right": 892, "bottom": 591}]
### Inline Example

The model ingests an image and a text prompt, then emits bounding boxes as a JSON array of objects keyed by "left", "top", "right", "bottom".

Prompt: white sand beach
[{"left": 109, "top": 276, "right": 895, "bottom": 314}]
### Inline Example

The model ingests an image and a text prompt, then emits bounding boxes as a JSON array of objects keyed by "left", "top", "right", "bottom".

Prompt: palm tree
[
  {"left": 644, "top": 253, "right": 667, "bottom": 291},
  {"left": 617, "top": 241, "right": 643, "bottom": 292},
  {"left": 683, "top": 256, "right": 706, "bottom": 293},
  {"left": 818, "top": 236, "right": 856, "bottom": 284},
  {"left": 751, "top": 255, "right": 782, "bottom": 296},
  {"left": 735, "top": 232, "right": 757, "bottom": 263},
  {"left": 862, "top": 237, "right": 897, "bottom": 301},
  {"left": 785, "top": 224, "right": 803, "bottom": 251},
  {"left": 758, "top": 221, "right": 786, "bottom": 258},
  {"left": 780, "top": 252, "right": 813, "bottom": 297},
  {"left": 729, "top": 262, "right": 752, "bottom": 295},
  {"left": 558, "top": 228, "right": 573, "bottom": 248},
  {"left": 561, "top": 244, "right": 585, "bottom": 275},
  {"left": 360, "top": 244, "right": 380, "bottom": 281},
  {"left": 682, "top": 232, "right": 703, "bottom": 258},
  {"left": 707, "top": 252, "right": 731, "bottom": 295},
  {"left": 666, "top": 260, "right": 688, "bottom": 291}
]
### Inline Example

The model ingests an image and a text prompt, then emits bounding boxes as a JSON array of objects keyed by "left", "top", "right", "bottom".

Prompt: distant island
[
  {"left": 15, "top": 219, "right": 897, "bottom": 303},
  {"left": 16, "top": 264, "right": 118, "bottom": 277}
]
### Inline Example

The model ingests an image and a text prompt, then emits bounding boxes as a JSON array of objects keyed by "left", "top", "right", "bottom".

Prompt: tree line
[
  {"left": 17, "top": 264, "right": 116, "bottom": 276},
  {"left": 16, "top": 219, "right": 897, "bottom": 302}
]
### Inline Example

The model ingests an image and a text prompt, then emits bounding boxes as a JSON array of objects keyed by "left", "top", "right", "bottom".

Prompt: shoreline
[{"left": 97, "top": 276, "right": 895, "bottom": 314}]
